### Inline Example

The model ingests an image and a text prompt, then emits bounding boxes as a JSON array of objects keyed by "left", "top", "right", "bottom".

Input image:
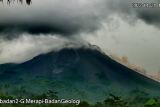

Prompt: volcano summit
[{"left": 0, "top": 48, "right": 160, "bottom": 103}]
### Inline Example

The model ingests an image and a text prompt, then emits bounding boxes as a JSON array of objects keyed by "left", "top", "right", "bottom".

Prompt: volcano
[{"left": 0, "top": 48, "right": 160, "bottom": 102}]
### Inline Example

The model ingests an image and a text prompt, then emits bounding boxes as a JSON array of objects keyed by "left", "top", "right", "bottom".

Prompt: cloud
[
  {"left": 136, "top": 9, "right": 160, "bottom": 25},
  {"left": 0, "top": 34, "right": 84, "bottom": 64},
  {"left": 107, "top": 0, "right": 160, "bottom": 27},
  {"left": 0, "top": 0, "right": 160, "bottom": 37},
  {"left": 1, "top": 0, "right": 160, "bottom": 69},
  {"left": 0, "top": 0, "right": 108, "bottom": 36}
]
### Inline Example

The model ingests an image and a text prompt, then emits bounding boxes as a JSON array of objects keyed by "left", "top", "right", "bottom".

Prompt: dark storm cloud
[
  {"left": 0, "top": 0, "right": 160, "bottom": 37},
  {"left": 0, "top": 0, "right": 108, "bottom": 36},
  {"left": 0, "top": 22, "right": 90, "bottom": 35},
  {"left": 108, "top": 0, "right": 160, "bottom": 27},
  {"left": 0, "top": 14, "right": 100, "bottom": 35},
  {"left": 136, "top": 10, "right": 160, "bottom": 25}
]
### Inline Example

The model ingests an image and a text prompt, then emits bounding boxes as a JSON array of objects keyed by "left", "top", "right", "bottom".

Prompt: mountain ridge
[{"left": 0, "top": 48, "right": 160, "bottom": 102}]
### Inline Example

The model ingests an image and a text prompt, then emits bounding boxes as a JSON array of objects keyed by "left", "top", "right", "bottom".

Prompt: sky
[{"left": 0, "top": 0, "right": 160, "bottom": 75}]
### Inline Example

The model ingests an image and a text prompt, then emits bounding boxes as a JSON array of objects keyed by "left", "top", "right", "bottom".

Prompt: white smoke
[{"left": 0, "top": 34, "right": 84, "bottom": 64}]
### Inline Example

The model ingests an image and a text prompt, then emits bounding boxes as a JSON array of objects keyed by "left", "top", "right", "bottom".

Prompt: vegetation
[
  {"left": 0, "top": 89, "right": 159, "bottom": 107},
  {"left": 0, "top": 0, "right": 32, "bottom": 5}
]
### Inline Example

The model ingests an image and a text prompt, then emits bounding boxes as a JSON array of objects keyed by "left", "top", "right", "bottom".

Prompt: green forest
[{"left": 0, "top": 89, "right": 159, "bottom": 107}]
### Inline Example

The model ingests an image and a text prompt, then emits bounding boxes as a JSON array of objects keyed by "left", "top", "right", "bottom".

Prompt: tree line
[{"left": 0, "top": 0, "right": 32, "bottom": 5}]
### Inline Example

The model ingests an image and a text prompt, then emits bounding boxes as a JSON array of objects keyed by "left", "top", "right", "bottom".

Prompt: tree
[
  {"left": 78, "top": 101, "right": 90, "bottom": 107},
  {"left": 26, "top": 0, "right": 31, "bottom": 5},
  {"left": 104, "top": 94, "right": 129, "bottom": 107},
  {"left": 0, "top": 0, "right": 32, "bottom": 5},
  {"left": 145, "top": 99, "right": 158, "bottom": 107}
]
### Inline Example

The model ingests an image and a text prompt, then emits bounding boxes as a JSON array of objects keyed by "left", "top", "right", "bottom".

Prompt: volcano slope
[{"left": 0, "top": 48, "right": 160, "bottom": 102}]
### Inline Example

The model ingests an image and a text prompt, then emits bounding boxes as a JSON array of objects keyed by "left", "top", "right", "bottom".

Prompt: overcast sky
[{"left": 0, "top": 0, "right": 160, "bottom": 75}]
